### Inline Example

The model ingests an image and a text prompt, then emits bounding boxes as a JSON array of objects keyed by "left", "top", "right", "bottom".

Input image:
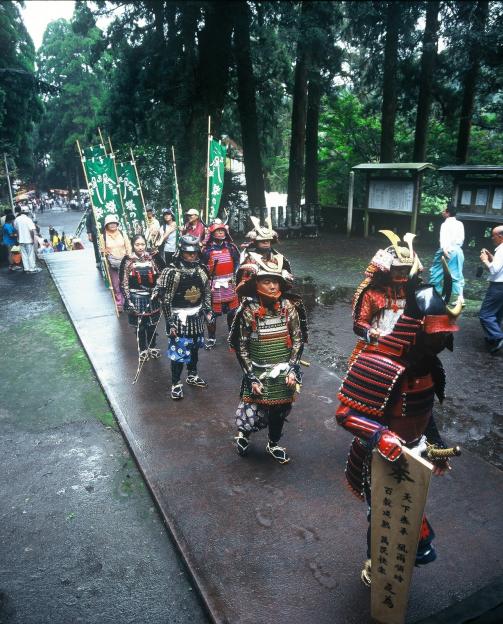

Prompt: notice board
[{"left": 369, "top": 180, "right": 415, "bottom": 213}]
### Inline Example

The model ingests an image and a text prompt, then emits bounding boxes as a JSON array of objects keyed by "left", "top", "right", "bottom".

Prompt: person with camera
[{"left": 479, "top": 225, "right": 503, "bottom": 354}]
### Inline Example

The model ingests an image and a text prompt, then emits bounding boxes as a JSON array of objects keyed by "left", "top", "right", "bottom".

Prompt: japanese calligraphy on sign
[
  {"left": 370, "top": 447, "right": 433, "bottom": 624},
  {"left": 369, "top": 180, "right": 414, "bottom": 213},
  {"left": 116, "top": 160, "right": 147, "bottom": 237},
  {"left": 81, "top": 147, "right": 128, "bottom": 235},
  {"left": 207, "top": 138, "right": 227, "bottom": 221}
]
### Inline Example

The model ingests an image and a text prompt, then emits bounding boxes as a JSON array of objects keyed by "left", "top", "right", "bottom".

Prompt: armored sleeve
[
  {"left": 353, "top": 289, "right": 382, "bottom": 341},
  {"left": 286, "top": 302, "right": 304, "bottom": 370},
  {"left": 234, "top": 306, "right": 259, "bottom": 384},
  {"left": 200, "top": 267, "right": 212, "bottom": 314},
  {"left": 157, "top": 267, "right": 180, "bottom": 327},
  {"left": 119, "top": 256, "right": 132, "bottom": 306}
]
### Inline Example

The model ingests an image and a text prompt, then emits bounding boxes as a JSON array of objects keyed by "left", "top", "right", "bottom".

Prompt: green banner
[
  {"left": 207, "top": 138, "right": 226, "bottom": 221},
  {"left": 82, "top": 148, "right": 128, "bottom": 234},
  {"left": 117, "top": 160, "right": 147, "bottom": 236},
  {"left": 83, "top": 144, "right": 107, "bottom": 160}
]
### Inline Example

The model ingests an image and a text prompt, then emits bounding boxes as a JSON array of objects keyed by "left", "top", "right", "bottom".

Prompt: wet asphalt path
[{"left": 0, "top": 222, "right": 209, "bottom": 623}]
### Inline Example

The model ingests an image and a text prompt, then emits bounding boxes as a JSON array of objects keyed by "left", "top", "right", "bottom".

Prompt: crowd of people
[
  {"left": 0, "top": 204, "right": 85, "bottom": 274},
  {"left": 2, "top": 196, "right": 502, "bottom": 588},
  {"left": 98, "top": 210, "right": 480, "bottom": 586}
]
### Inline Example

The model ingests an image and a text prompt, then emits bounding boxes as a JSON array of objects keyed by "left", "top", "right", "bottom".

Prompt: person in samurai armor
[
  {"left": 156, "top": 234, "right": 213, "bottom": 400},
  {"left": 201, "top": 218, "right": 240, "bottom": 349},
  {"left": 335, "top": 232, "right": 463, "bottom": 586},
  {"left": 229, "top": 258, "right": 308, "bottom": 464},
  {"left": 237, "top": 215, "right": 292, "bottom": 288},
  {"left": 120, "top": 234, "right": 164, "bottom": 362},
  {"left": 349, "top": 230, "right": 422, "bottom": 364}
]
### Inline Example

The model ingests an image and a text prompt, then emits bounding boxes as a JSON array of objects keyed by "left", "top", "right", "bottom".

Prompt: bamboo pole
[
  {"left": 3, "top": 153, "right": 15, "bottom": 211},
  {"left": 76, "top": 139, "right": 119, "bottom": 317},
  {"left": 171, "top": 146, "right": 183, "bottom": 237},
  {"left": 347, "top": 170, "right": 355, "bottom": 237},
  {"left": 205, "top": 116, "right": 211, "bottom": 223},
  {"left": 97, "top": 128, "right": 107, "bottom": 155}
]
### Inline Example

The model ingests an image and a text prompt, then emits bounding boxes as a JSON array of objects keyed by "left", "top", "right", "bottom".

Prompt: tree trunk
[
  {"left": 287, "top": 3, "right": 310, "bottom": 219},
  {"left": 304, "top": 74, "right": 321, "bottom": 208},
  {"left": 233, "top": 0, "right": 266, "bottom": 212},
  {"left": 380, "top": 2, "right": 401, "bottom": 163},
  {"left": 455, "top": 0, "right": 489, "bottom": 164},
  {"left": 412, "top": 1, "right": 440, "bottom": 162},
  {"left": 181, "top": 2, "right": 233, "bottom": 207}
]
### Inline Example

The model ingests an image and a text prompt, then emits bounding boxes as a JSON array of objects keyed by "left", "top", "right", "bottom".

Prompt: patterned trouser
[{"left": 235, "top": 401, "right": 291, "bottom": 444}]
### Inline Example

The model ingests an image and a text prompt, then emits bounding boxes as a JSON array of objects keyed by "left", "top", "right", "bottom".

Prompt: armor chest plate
[
  {"left": 249, "top": 314, "right": 291, "bottom": 365},
  {"left": 208, "top": 246, "right": 234, "bottom": 276},
  {"left": 173, "top": 270, "right": 204, "bottom": 308},
  {"left": 128, "top": 260, "right": 156, "bottom": 290}
]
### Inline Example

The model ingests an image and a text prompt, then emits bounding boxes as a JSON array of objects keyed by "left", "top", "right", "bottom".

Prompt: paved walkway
[{"left": 45, "top": 249, "right": 503, "bottom": 624}]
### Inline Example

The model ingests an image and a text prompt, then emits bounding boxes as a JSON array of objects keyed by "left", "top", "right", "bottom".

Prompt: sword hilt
[{"left": 426, "top": 444, "right": 461, "bottom": 460}]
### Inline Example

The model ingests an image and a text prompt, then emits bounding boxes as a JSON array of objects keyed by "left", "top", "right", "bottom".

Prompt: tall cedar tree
[
  {"left": 182, "top": 2, "right": 233, "bottom": 209},
  {"left": 287, "top": 2, "right": 311, "bottom": 216},
  {"left": 380, "top": 1, "right": 401, "bottom": 162},
  {"left": 304, "top": 3, "right": 342, "bottom": 208},
  {"left": 233, "top": 1, "right": 266, "bottom": 213},
  {"left": 455, "top": 0, "right": 489, "bottom": 164},
  {"left": 412, "top": 1, "right": 440, "bottom": 162}
]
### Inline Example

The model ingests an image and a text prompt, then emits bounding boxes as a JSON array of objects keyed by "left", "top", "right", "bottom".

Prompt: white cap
[
  {"left": 104, "top": 214, "right": 120, "bottom": 226},
  {"left": 186, "top": 209, "right": 199, "bottom": 216},
  {"left": 20, "top": 206, "right": 30, "bottom": 213}
]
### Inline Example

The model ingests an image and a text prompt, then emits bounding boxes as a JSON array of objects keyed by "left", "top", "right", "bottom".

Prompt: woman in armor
[{"left": 119, "top": 234, "right": 163, "bottom": 362}]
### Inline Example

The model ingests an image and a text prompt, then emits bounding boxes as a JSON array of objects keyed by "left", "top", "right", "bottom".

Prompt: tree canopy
[{"left": 2, "top": 0, "right": 502, "bottom": 214}]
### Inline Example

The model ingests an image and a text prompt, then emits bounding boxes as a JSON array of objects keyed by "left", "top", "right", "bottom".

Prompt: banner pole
[
  {"left": 77, "top": 139, "right": 119, "bottom": 317},
  {"left": 171, "top": 145, "right": 183, "bottom": 237},
  {"left": 129, "top": 147, "right": 150, "bottom": 239},
  {"left": 97, "top": 128, "right": 107, "bottom": 155},
  {"left": 205, "top": 116, "right": 211, "bottom": 223}
]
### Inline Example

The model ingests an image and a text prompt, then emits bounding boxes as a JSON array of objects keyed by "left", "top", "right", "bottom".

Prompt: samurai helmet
[
  {"left": 365, "top": 230, "right": 422, "bottom": 282},
  {"left": 236, "top": 252, "right": 293, "bottom": 297},
  {"left": 245, "top": 215, "right": 277, "bottom": 242},
  {"left": 178, "top": 234, "right": 200, "bottom": 253},
  {"left": 208, "top": 217, "right": 229, "bottom": 235}
]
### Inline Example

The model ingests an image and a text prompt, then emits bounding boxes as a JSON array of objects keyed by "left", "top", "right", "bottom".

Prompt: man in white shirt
[
  {"left": 14, "top": 207, "right": 41, "bottom": 273},
  {"left": 479, "top": 226, "right": 503, "bottom": 353},
  {"left": 430, "top": 204, "right": 465, "bottom": 303}
]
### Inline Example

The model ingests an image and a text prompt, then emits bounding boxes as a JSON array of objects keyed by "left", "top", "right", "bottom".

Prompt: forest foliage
[{"left": 1, "top": 0, "right": 502, "bottom": 213}]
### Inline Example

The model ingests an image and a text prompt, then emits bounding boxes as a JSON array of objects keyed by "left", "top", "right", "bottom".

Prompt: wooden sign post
[{"left": 371, "top": 447, "right": 433, "bottom": 624}]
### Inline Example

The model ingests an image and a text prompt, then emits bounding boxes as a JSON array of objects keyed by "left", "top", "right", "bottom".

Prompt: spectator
[
  {"left": 85, "top": 207, "right": 101, "bottom": 268},
  {"left": 182, "top": 209, "right": 205, "bottom": 243},
  {"left": 49, "top": 226, "right": 61, "bottom": 250},
  {"left": 1, "top": 208, "right": 12, "bottom": 227},
  {"left": 145, "top": 207, "right": 160, "bottom": 246},
  {"left": 103, "top": 214, "right": 131, "bottom": 312},
  {"left": 14, "top": 206, "right": 41, "bottom": 273},
  {"left": 2, "top": 213, "right": 19, "bottom": 270},
  {"left": 430, "top": 204, "right": 465, "bottom": 304},
  {"left": 479, "top": 226, "right": 503, "bottom": 354},
  {"left": 156, "top": 209, "right": 178, "bottom": 265},
  {"left": 37, "top": 239, "right": 55, "bottom": 256}
]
